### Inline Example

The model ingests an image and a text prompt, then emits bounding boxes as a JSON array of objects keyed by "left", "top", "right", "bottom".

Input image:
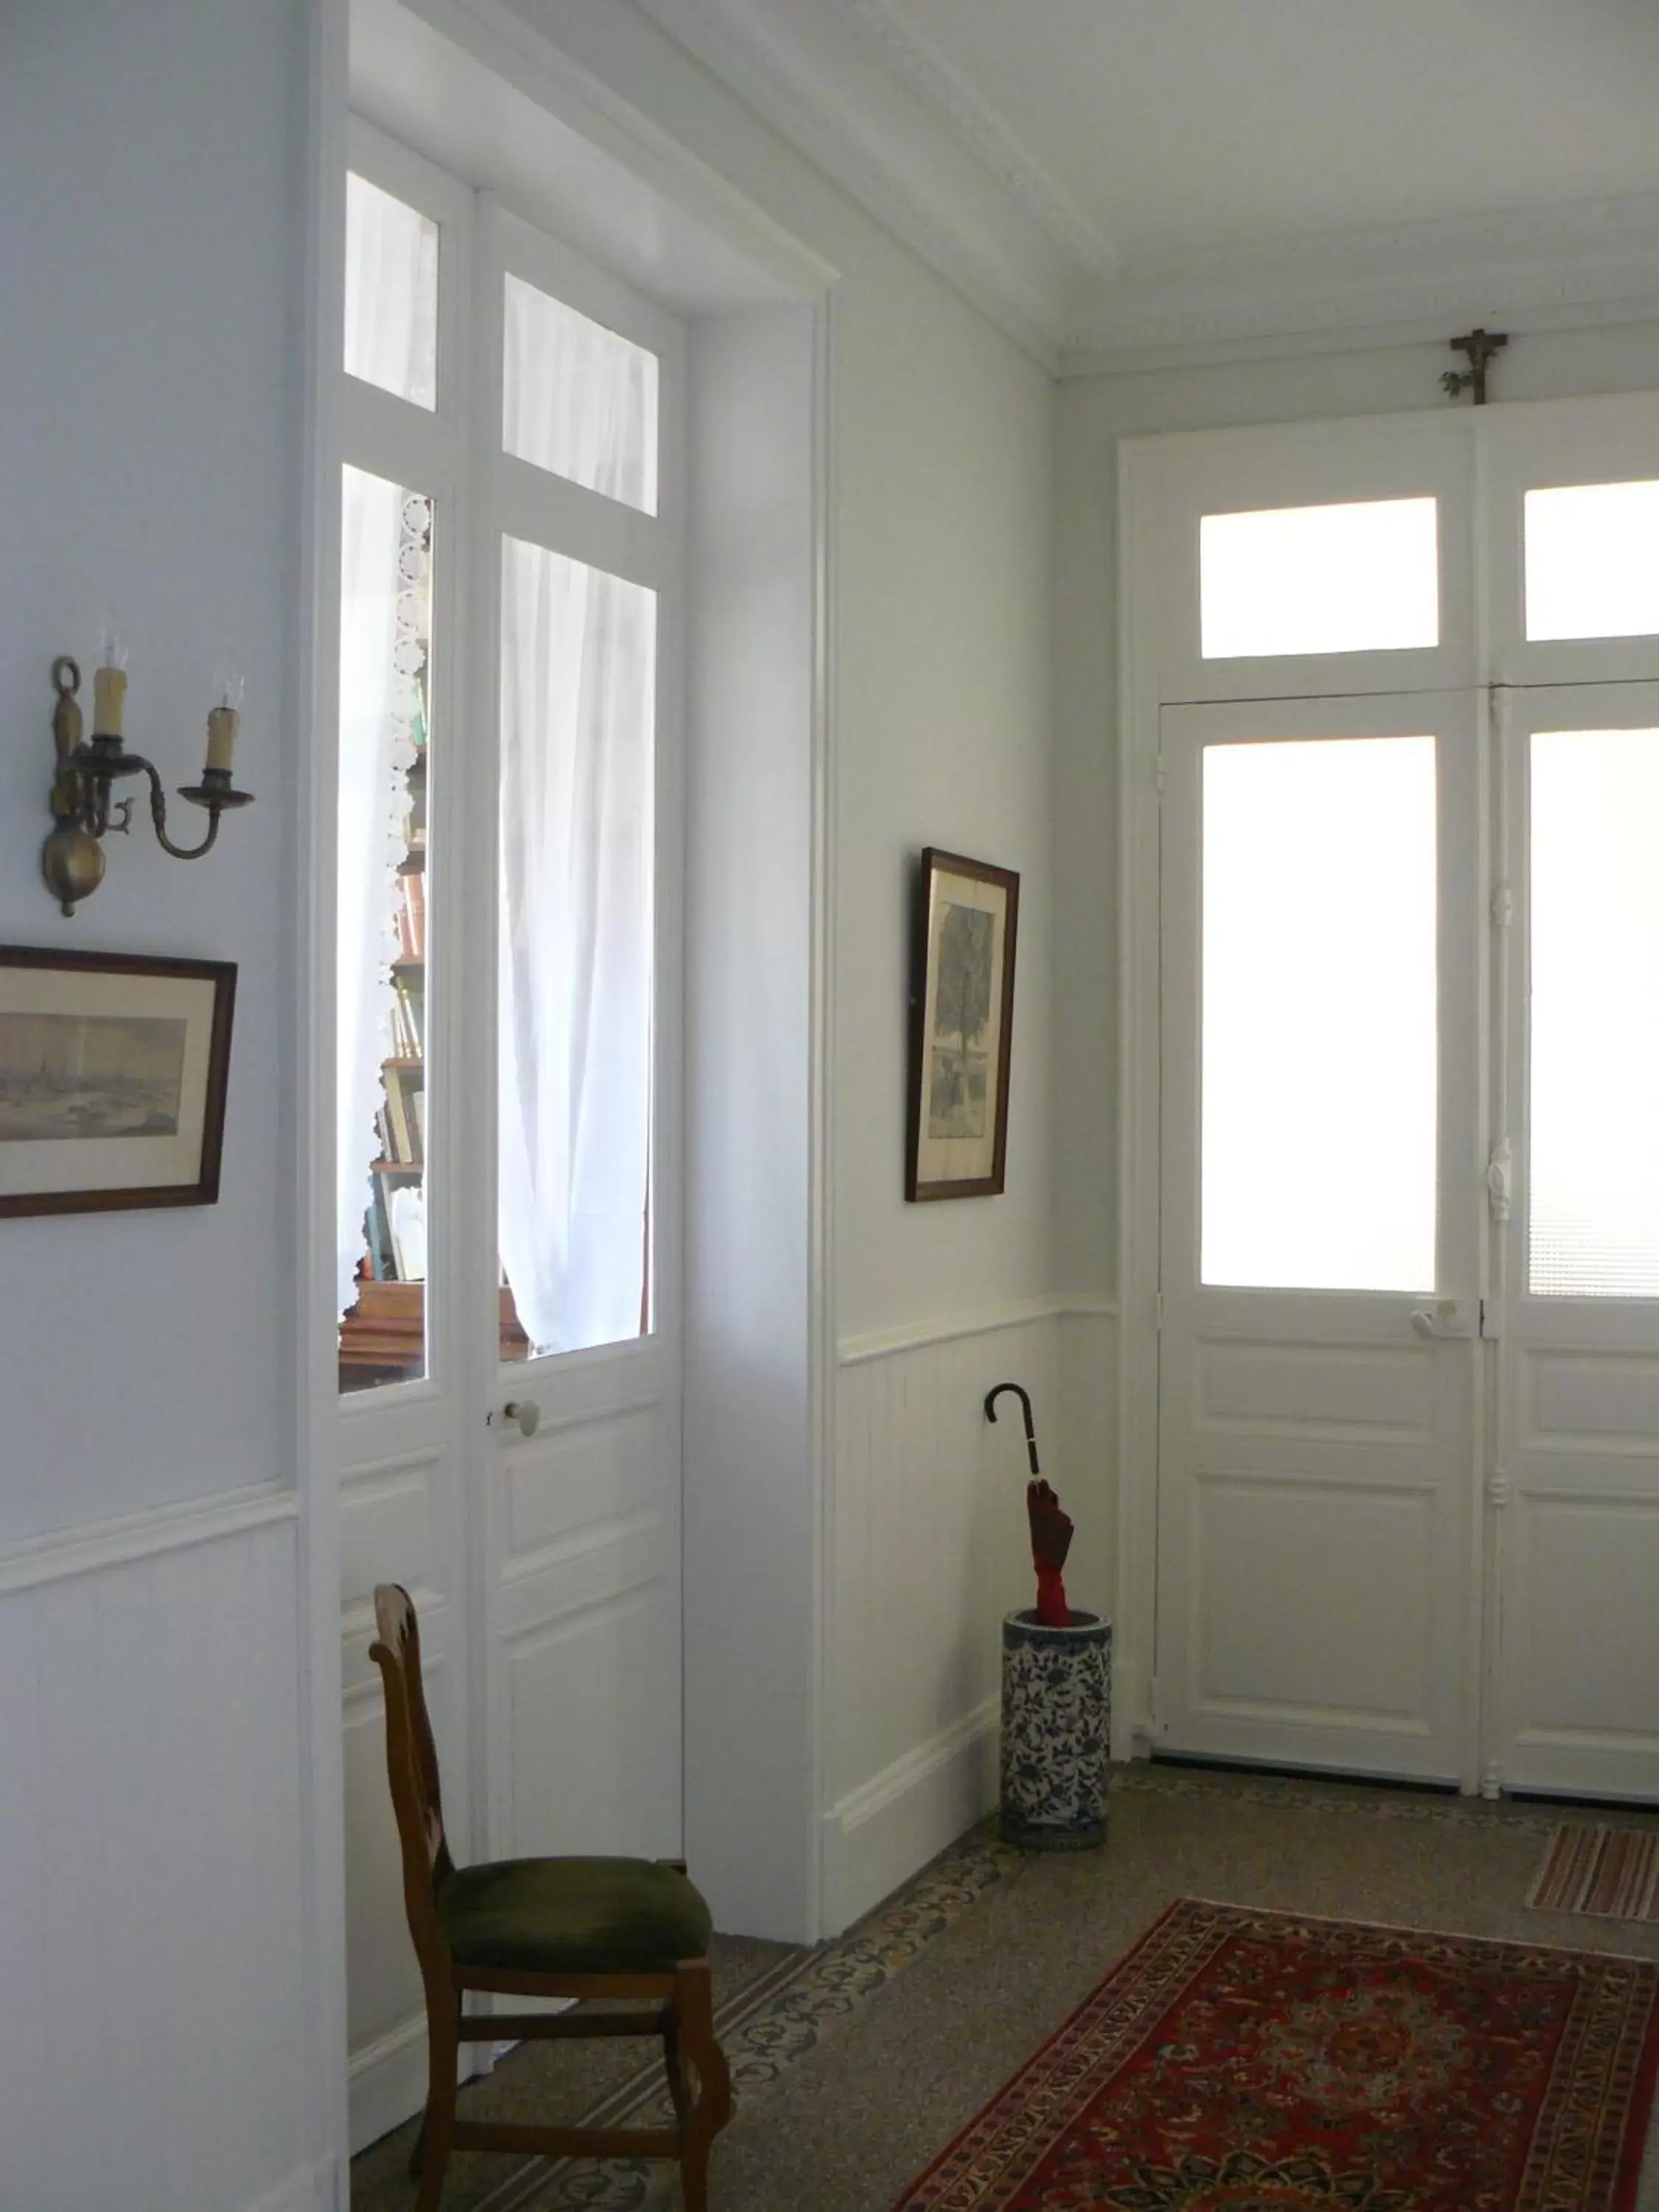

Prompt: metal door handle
[{"left": 1410, "top": 1301, "right": 1473, "bottom": 1340}]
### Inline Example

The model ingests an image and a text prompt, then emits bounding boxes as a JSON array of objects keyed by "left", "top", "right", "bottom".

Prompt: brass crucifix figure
[{"left": 1442, "top": 327, "right": 1509, "bottom": 406}]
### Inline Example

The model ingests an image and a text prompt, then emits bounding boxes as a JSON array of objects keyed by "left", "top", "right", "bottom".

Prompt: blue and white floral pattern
[{"left": 1000, "top": 1609, "right": 1111, "bottom": 1850}]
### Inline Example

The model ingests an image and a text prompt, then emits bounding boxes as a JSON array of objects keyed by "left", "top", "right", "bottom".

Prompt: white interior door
[
  {"left": 1492, "top": 682, "right": 1659, "bottom": 1801},
  {"left": 335, "top": 136, "right": 687, "bottom": 2146},
  {"left": 1130, "top": 397, "right": 1659, "bottom": 1803},
  {"left": 470, "top": 209, "right": 687, "bottom": 1869},
  {"left": 1154, "top": 690, "right": 1485, "bottom": 1784}
]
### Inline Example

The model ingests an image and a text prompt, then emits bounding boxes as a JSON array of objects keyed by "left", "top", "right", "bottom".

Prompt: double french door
[
  {"left": 1155, "top": 680, "right": 1659, "bottom": 1797},
  {"left": 1141, "top": 400, "right": 1659, "bottom": 1801}
]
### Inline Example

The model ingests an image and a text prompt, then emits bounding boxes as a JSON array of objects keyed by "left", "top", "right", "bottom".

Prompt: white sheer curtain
[
  {"left": 498, "top": 278, "right": 657, "bottom": 1354},
  {"left": 335, "top": 175, "right": 437, "bottom": 1321}
]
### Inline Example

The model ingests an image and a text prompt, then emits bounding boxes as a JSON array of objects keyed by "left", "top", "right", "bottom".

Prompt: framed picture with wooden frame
[
  {"left": 905, "top": 847, "right": 1019, "bottom": 1201},
  {"left": 0, "top": 945, "right": 237, "bottom": 1218}
]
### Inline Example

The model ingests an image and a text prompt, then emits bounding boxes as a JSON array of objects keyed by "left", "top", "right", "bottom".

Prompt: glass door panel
[
  {"left": 1528, "top": 726, "right": 1659, "bottom": 1297},
  {"left": 1201, "top": 734, "right": 1439, "bottom": 1292},
  {"left": 337, "top": 466, "right": 434, "bottom": 1391},
  {"left": 497, "top": 536, "right": 657, "bottom": 1358}
]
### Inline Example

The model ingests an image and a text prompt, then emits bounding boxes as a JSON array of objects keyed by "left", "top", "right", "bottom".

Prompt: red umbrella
[{"left": 985, "top": 1383, "right": 1074, "bottom": 1628}]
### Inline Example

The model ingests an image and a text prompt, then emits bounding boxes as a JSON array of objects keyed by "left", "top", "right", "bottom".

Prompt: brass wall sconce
[{"left": 42, "top": 641, "right": 254, "bottom": 915}]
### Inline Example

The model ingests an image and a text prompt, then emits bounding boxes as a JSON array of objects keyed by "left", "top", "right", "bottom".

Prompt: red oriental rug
[{"left": 893, "top": 1898, "right": 1659, "bottom": 2212}]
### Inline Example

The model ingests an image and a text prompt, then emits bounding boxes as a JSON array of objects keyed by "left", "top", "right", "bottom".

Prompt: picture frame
[
  {"left": 0, "top": 945, "right": 237, "bottom": 1218},
  {"left": 905, "top": 847, "right": 1020, "bottom": 1202}
]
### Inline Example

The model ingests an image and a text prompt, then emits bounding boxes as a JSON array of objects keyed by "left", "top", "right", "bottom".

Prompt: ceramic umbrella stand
[
  {"left": 985, "top": 1383, "right": 1111, "bottom": 1851},
  {"left": 1000, "top": 1607, "right": 1112, "bottom": 1849}
]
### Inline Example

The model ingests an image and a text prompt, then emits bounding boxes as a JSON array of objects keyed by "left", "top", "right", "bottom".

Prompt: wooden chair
[{"left": 369, "top": 1583, "right": 732, "bottom": 2211}]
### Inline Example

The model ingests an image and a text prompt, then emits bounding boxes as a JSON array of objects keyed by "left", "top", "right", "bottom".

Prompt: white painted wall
[
  {"left": 0, "top": 4, "right": 318, "bottom": 2205},
  {"left": 0, "top": 0, "right": 302, "bottom": 1534},
  {"left": 684, "top": 305, "right": 821, "bottom": 1940}
]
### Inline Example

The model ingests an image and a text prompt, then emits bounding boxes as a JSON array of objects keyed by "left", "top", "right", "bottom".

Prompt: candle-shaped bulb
[
  {"left": 93, "top": 620, "right": 128, "bottom": 737},
  {"left": 211, "top": 654, "right": 245, "bottom": 713},
  {"left": 205, "top": 655, "right": 243, "bottom": 778}
]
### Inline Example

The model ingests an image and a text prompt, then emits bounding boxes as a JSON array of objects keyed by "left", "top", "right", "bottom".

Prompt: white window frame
[
  {"left": 1484, "top": 394, "right": 1659, "bottom": 688},
  {"left": 335, "top": 131, "right": 687, "bottom": 1402},
  {"left": 1147, "top": 411, "right": 1476, "bottom": 705}
]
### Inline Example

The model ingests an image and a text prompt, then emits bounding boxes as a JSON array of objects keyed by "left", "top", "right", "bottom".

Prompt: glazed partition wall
[
  {"left": 1122, "top": 396, "right": 1659, "bottom": 1803},
  {"left": 334, "top": 121, "right": 686, "bottom": 2148}
]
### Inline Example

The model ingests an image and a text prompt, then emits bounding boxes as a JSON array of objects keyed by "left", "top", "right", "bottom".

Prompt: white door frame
[
  {"left": 296, "top": 5, "right": 841, "bottom": 2194},
  {"left": 1115, "top": 394, "right": 1659, "bottom": 1779}
]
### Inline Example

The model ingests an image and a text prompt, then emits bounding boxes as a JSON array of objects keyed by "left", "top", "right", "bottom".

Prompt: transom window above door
[
  {"left": 1523, "top": 480, "right": 1659, "bottom": 643},
  {"left": 1200, "top": 497, "right": 1439, "bottom": 661}
]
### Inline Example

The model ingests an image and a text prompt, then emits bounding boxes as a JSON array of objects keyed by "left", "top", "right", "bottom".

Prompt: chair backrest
[{"left": 369, "top": 1584, "right": 457, "bottom": 1968}]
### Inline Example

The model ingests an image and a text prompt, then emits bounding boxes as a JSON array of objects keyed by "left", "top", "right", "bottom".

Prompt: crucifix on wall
[{"left": 1442, "top": 327, "right": 1509, "bottom": 405}]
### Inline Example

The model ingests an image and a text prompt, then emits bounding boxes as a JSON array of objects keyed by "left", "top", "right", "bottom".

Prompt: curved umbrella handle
[{"left": 984, "top": 1381, "right": 1040, "bottom": 1475}]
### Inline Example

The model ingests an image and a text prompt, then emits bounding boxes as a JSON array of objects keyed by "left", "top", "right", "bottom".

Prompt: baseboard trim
[
  {"left": 349, "top": 2003, "right": 479, "bottom": 2157},
  {"left": 821, "top": 1697, "right": 1000, "bottom": 1933},
  {"left": 349, "top": 2008, "right": 428, "bottom": 2156}
]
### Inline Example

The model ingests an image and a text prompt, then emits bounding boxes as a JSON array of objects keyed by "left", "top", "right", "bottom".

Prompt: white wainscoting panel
[
  {"left": 1058, "top": 1304, "right": 1119, "bottom": 1634},
  {"left": 824, "top": 1304, "right": 1116, "bottom": 1930},
  {"left": 340, "top": 1433, "right": 465, "bottom": 2154},
  {"left": 1500, "top": 1333, "right": 1659, "bottom": 1798},
  {"left": 0, "top": 1500, "right": 309, "bottom": 2212},
  {"left": 493, "top": 1391, "right": 683, "bottom": 1868}
]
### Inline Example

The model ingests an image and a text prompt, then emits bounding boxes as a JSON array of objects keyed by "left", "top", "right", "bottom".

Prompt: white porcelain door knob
[{"left": 503, "top": 1397, "right": 541, "bottom": 1437}]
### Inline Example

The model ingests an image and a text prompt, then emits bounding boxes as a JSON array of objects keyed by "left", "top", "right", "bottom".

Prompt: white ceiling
[
  {"left": 887, "top": 0, "right": 1659, "bottom": 260},
  {"left": 636, "top": 0, "right": 1659, "bottom": 369}
]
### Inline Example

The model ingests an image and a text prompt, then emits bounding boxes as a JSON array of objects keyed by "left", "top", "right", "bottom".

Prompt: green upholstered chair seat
[{"left": 435, "top": 1855, "right": 714, "bottom": 1976}]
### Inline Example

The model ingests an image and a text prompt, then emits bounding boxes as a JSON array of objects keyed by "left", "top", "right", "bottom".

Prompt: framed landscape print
[
  {"left": 906, "top": 847, "right": 1019, "bottom": 1201},
  {"left": 0, "top": 945, "right": 237, "bottom": 1217}
]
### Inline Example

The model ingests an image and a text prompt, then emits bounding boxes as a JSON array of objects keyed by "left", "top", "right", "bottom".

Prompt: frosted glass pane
[
  {"left": 1524, "top": 481, "right": 1659, "bottom": 641},
  {"left": 503, "top": 275, "right": 658, "bottom": 515},
  {"left": 1203, "top": 737, "right": 1438, "bottom": 1291},
  {"left": 344, "top": 174, "right": 438, "bottom": 409},
  {"left": 498, "top": 538, "right": 656, "bottom": 1357},
  {"left": 1200, "top": 498, "right": 1439, "bottom": 659},
  {"left": 1529, "top": 729, "right": 1659, "bottom": 1297}
]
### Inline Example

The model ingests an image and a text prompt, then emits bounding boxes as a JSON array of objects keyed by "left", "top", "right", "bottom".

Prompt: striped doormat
[{"left": 1528, "top": 1823, "right": 1659, "bottom": 1920}]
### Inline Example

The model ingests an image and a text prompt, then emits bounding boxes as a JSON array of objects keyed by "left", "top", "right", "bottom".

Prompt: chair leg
[
  {"left": 662, "top": 2017, "right": 690, "bottom": 2127},
  {"left": 414, "top": 1992, "right": 459, "bottom": 2212},
  {"left": 673, "top": 1961, "right": 731, "bottom": 2212}
]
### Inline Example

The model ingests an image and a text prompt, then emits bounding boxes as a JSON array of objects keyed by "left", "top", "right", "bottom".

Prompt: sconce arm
[{"left": 142, "top": 759, "right": 222, "bottom": 861}]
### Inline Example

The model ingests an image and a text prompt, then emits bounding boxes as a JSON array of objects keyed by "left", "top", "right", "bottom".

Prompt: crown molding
[
  {"left": 1057, "top": 191, "right": 1659, "bottom": 375},
  {"left": 824, "top": 0, "right": 1120, "bottom": 285},
  {"left": 629, "top": 0, "right": 1093, "bottom": 364}
]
